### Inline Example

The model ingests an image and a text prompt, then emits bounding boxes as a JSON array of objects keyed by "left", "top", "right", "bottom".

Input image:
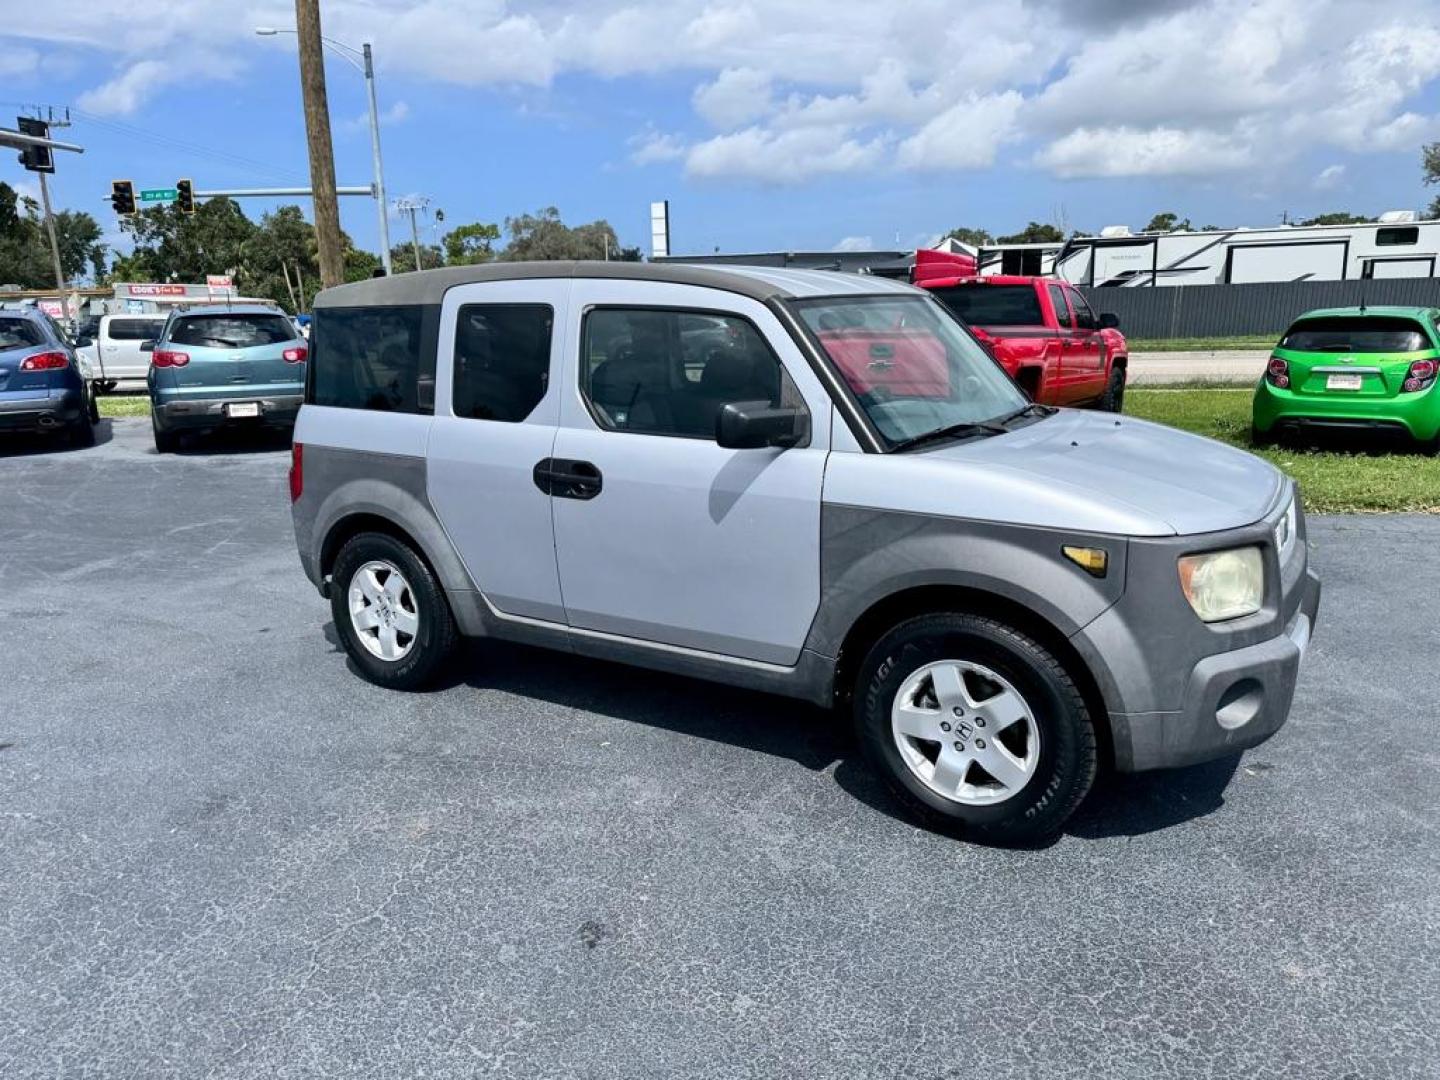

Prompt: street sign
[{"left": 139, "top": 188, "right": 177, "bottom": 202}]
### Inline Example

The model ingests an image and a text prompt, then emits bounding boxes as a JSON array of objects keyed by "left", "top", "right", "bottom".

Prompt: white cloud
[
  {"left": 628, "top": 129, "right": 686, "bottom": 165},
  {"left": 75, "top": 53, "right": 240, "bottom": 115},
  {"left": 1313, "top": 164, "right": 1346, "bottom": 191},
  {"left": 1035, "top": 126, "right": 1257, "bottom": 178},
  {"left": 693, "top": 68, "right": 773, "bottom": 129},
  {"left": 686, "top": 125, "right": 884, "bottom": 183},
  {"left": 897, "top": 92, "right": 1025, "bottom": 170},
  {"left": 348, "top": 100, "right": 410, "bottom": 131},
  {"left": 832, "top": 235, "right": 874, "bottom": 252},
  {"left": 0, "top": 47, "right": 39, "bottom": 77}
]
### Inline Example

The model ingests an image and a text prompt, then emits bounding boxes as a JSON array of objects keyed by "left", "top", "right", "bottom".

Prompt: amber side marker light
[{"left": 1062, "top": 545, "right": 1109, "bottom": 577}]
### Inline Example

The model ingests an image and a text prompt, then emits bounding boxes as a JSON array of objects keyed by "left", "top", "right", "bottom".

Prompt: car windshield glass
[
  {"left": 1281, "top": 316, "right": 1430, "bottom": 353},
  {"left": 169, "top": 314, "right": 295, "bottom": 348},
  {"left": 792, "top": 294, "right": 1027, "bottom": 449},
  {"left": 108, "top": 318, "right": 165, "bottom": 341},
  {"left": 927, "top": 285, "right": 1045, "bottom": 326},
  {"left": 0, "top": 318, "right": 46, "bottom": 350}
]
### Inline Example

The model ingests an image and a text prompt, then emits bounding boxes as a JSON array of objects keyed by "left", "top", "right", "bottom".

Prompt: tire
[
  {"left": 1250, "top": 425, "right": 1275, "bottom": 448},
  {"left": 86, "top": 386, "right": 100, "bottom": 425},
  {"left": 69, "top": 409, "right": 96, "bottom": 448},
  {"left": 1096, "top": 365, "right": 1126, "bottom": 412},
  {"left": 330, "top": 531, "right": 459, "bottom": 691},
  {"left": 854, "top": 613, "right": 1096, "bottom": 845},
  {"left": 151, "top": 412, "right": 180, "bottom": 454}
]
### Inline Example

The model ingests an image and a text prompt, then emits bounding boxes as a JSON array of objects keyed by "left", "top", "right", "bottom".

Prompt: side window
[
  {"left": 1068, "top": 289, "right": 1100, "bottom": 330},
  {"left": 452, "top": 304, "right": 553, "bottom": 422},
  {"left": 1047, "top": 285, "right": 1074, "bottom": 329},
  {"left": 580, "top": 307, "right": 802, "bottom": 439},
  {"left": 310, "top": 304, "right": 437, "bottom": 414}
]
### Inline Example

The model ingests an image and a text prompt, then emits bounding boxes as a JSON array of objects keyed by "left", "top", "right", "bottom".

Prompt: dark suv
[{"left": 0, "top": 306, "right": 98, "bottom": 447}]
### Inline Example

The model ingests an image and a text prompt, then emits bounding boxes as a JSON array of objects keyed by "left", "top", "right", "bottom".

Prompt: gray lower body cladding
[
  {"left": 0, "top": 389, "right": 83, "bottom": 432},
  {"left": 155, "top": 393, "right": 303, "bottom": 431}
]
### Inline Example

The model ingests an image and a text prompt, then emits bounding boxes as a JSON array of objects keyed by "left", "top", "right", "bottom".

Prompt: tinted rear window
[
  {"left": 929, "top": 285, "right": 1044, "bottom": 326},
  {"left": 1280, "top": 316, "right": 1431, "bottom": 353},
  {"left": 169, "top": 314, "right": 295, "bottom": 348},
  {"left": 310, "top": 305, "right": 436, "bottom": 414},
  {"left": 0, "top": 318, "right": 46, "bottom": 350},
  {"left": 108, "top": 318, "right": 165, "bottom": 341}
]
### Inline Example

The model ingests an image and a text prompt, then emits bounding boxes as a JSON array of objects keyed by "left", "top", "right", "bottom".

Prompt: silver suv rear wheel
[{"left": 348, "top": 559, "right": 420, "bottom": 661}]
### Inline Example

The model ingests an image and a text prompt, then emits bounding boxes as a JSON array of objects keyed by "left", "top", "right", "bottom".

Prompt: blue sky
[{"left": 5, "top": 0, "right": 1440, "bottom": 271}]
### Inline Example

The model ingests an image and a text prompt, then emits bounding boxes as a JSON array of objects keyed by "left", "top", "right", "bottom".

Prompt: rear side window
[
  {"left": 107, "top": 318, "right": 164, "bottom": 341},
  {"left": 1047, "top": 285, "right": 1073, "bottom": 328},
  {"left": 1280, "top": 316, "right": 1430, "bottom": 353},
  {"left": 0, "top": 318, "right": 46, "bottom": 350},
  {"left": 930, "top": 285, "right": 1044, "bottom": 326},
  {"left": 452, "top": 304, "right": 553, "bottom": 422},
  {"left": 310, "top": 305, "right": 436, "bottom": 414},
  {"left": 169, "top": 314, "right": 295, "bottom": 348},
  {"left": 1376, "top": 226, "right": 1419, "bottom": 247}
]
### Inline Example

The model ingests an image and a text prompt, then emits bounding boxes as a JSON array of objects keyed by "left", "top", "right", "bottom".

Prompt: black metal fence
[{"left": 1077, "top": 278, "right": 1440, "bottom": 340}]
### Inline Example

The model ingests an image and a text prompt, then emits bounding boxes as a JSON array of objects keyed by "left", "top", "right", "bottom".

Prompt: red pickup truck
[{"left": 920, "top": 274, "right": 1129, "bottom": 411}]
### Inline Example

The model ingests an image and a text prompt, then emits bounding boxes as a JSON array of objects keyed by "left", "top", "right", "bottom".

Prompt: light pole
[{"left": 256, "top": 26, "right": 393, "bottom": 275}]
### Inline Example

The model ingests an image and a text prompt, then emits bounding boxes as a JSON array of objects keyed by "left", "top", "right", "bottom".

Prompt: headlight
[{"left": 1178, "top": 546, "right": 1264, "bottom": 622}]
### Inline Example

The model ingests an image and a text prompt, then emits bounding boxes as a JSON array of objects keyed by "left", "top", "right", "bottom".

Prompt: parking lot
[{"left": 1, "top": 417, "right": 1437, "bottom": 1079}]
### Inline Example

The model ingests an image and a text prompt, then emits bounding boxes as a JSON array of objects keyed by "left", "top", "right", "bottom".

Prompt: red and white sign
[
  {"left": 128, "top": 284, "right": 187, "bottom": 297},
  {"left": 206, "top": 274, "right": 233, "bottom": 288},
  {"left": 37, "top": 299, "right": 64, "bottom": 317}
]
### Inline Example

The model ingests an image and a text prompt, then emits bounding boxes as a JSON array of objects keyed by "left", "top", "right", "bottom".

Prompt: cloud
[
  {"left": 685, "top": 124, "right": 884, "bottom": 183},
  {"left": 348, "top": 100, "right": 410, "bottom": 131},
  {"left": 76, "top": 53, "right": 240, "bottom": 115},
  {"left": 832, "top": 235, "right": 874, "bottom": 252},
  {"left": 897, "top": 92, "right": 1025, "bottom": 170},
  {"left": 0, "top": 47, "right": 39, "bottom": 77},
  {"left": 693, "top": 68, "right": 773, "bottom": 129},
  {"left": 628, "top": 129, "right": 686, "bottom": 165},
  {"left": 1035, "top": 126, "right": 1257, "bottom": 178},
  {"left": 1313, "top": 164, "right": 1346, "bottom": 191}
]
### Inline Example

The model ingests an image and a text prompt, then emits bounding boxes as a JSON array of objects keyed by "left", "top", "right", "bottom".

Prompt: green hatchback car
[{"left": 1253, "top": 306, "right": 1440, "bottom": 451}]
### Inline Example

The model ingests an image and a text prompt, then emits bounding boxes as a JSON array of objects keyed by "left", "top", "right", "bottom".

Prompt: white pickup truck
[{"left": 91, "top": 313, "right": 168, "bottom": 387}]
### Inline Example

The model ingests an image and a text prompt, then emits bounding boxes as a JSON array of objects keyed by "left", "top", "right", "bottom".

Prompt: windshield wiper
[
  {"left": 995, "top": 402, "right": 1058, "bottom": 426},
  {"left": 888, "top": 420, "right": 1009, "bottom": 454}
]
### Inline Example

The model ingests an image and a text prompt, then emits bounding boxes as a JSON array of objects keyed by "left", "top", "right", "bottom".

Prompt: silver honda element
[{"left": 290, "top": 262, "right": 1320, "bottom": 843}]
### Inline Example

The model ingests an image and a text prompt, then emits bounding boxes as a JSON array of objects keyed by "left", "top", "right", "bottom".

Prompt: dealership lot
[{"left": 1, "top": 419, "right": 1436, "bottom": 1079}]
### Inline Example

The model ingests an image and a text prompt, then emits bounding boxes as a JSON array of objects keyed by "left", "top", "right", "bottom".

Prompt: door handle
[{"left": 533, "top": 458, "right": 603, "bottom": 500}]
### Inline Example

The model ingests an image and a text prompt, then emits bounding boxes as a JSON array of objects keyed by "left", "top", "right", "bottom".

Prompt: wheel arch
[
  {"left": 317, "top": 506, "right": 467, "bottom": 599},
  {"left": 833, "top": 584, "right": 1115, "bottom": 771}
]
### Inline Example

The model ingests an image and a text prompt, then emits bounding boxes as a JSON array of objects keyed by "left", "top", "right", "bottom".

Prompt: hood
[{"left": 912, "top": 410, "right": 1286, "bottom": 536}]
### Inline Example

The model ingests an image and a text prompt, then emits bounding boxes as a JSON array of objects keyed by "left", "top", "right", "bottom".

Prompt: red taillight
[
  {"left": 289, "top": 442, "right": 304, "bottom": 503},
  {"left": 19, "top": 351, "right": 69, "bottom": 371},
  {"left": 283, "top": 346, "right": 308, "bottom": 363},
  {"left": 152, "top": 349, "right": 190, "bottom": 368},
  {"left": 1401, "top": 358, "right": 1438, "bottom": 393},
  {"left": 1266, "top": 356, "right": 1290, "bottom": 389}
]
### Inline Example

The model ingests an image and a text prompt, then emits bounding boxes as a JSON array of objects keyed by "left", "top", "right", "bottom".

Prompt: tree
[
  {"left": 1143, "top": 211, "right": 1191, "bottom": 233},
  {"left": 1298, "top": 212, "right": 1370, "bottom": 226},
  {"left": 442, "top": 221, "right": 501, "bottom": 265},
  {"left": 498, "top": 206, "right": 621, "bottom": 261},
  {"left": 0, "top": 182, "right": 107, "bottom": 287},
  {"left": 942, "top": 226, "right": 993, "bottom": 247},
  {"left": 390, "top": 243, "right": 444, "bottom": 272},
  {"left": 995, "top": 221, "right": 1065, "bottom": 245},
  {"left": 110, "top": 198, "right": 256, "bottom": 285}
]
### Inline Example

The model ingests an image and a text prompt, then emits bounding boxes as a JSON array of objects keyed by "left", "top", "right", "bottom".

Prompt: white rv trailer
[{"left": 976, "top": 212, "right": 1440, "bottom": 287}]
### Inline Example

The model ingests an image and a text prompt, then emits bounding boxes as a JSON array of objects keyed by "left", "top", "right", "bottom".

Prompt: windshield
[
  {"left": 0, "top": 318, "right": 46, "bottom": 351},
  {"left": 1280, "top": 316, "right": 1432, "bottom": 353},
  {"left": 928, "top": 285, "right": 1045, "bottom": 326},
  {"left": 169, "top": 314, "right": 296, "bottom": 348},
  {"left": 793, "top": 294, "right": 1026, "bottom": 448}
]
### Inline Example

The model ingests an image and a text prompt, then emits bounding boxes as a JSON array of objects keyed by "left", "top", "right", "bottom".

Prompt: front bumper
[
  {"left": 1253, "top": 380, "right": 1440, "bottom": 442},
  {"left": 154, "top": 393, "right": 303, "bottom": 430},
  {"left": 1072, "top": 488, "right": 1322, "bottom": 772},
  {"left": 0, "top": 389, "right": 83, "bottom": 433},
  {"left": 1108, "top": 568, "right": 1320, "bottom": 771}
]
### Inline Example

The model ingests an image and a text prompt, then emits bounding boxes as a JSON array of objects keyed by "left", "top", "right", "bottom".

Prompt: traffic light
[
  {"left": 16, "top": 116, "right": 54, "bottom": 173},
  {"left": 110, "top": 180, "right": 136, "bottom": 217},
  {"left": 176, "top": 178, "right": 195, "bottom": 214}
]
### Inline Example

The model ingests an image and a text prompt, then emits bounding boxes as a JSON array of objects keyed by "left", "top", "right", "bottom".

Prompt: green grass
[
  {"left": 97, "top": 395, "right": 150, "bottom": 418},
  {"left": 1127, "top": 336, "right": 1276, "bottom": 353},
  {"left": 1125, "top": 388, "right": 1439, "bottom": 513}
]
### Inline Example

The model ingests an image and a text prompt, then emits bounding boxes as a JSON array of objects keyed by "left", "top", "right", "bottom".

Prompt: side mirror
[
  {"left": 1099, "top": 312, "right": 1120, "bottom": 330},
  {"left": 139, "top": 340, "right": 155, "bottom": 352},
  {"left": 74, "top": 336, "right": 94, "bottom": 348},
  {"left": 716, "top": 400, "right": 808, "bottom": 450}
]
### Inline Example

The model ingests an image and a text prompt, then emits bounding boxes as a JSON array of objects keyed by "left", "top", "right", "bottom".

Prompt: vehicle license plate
[
  {"left": 226, "top": 402, "right": 260, "bottom": 418},
  {"left": 1326, "top": 373, "right": 1363, "bottom": 391}
]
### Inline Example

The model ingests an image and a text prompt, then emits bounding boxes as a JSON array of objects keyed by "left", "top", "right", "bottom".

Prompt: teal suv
[{"left": 146, "top": 304, "right": 307, "bottom": 452}]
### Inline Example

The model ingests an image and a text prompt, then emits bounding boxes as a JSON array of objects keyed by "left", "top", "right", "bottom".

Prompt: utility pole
[
  {"left": 394, "top": 195, "right": 429, "bottom": 272},
  {"left": 361, "top": 44, "right": 392, "bottom": 274},
  {"left": 294, "top": 0, "right": 344, "bottom": 289},
  {"left": 36, "top": 173, "right": 69, "bottom": 321}
]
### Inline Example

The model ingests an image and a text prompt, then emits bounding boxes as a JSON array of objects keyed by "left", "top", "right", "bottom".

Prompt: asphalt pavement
[{"left": 1, "top": 418, "right": 1436, "bottom": 1080}]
